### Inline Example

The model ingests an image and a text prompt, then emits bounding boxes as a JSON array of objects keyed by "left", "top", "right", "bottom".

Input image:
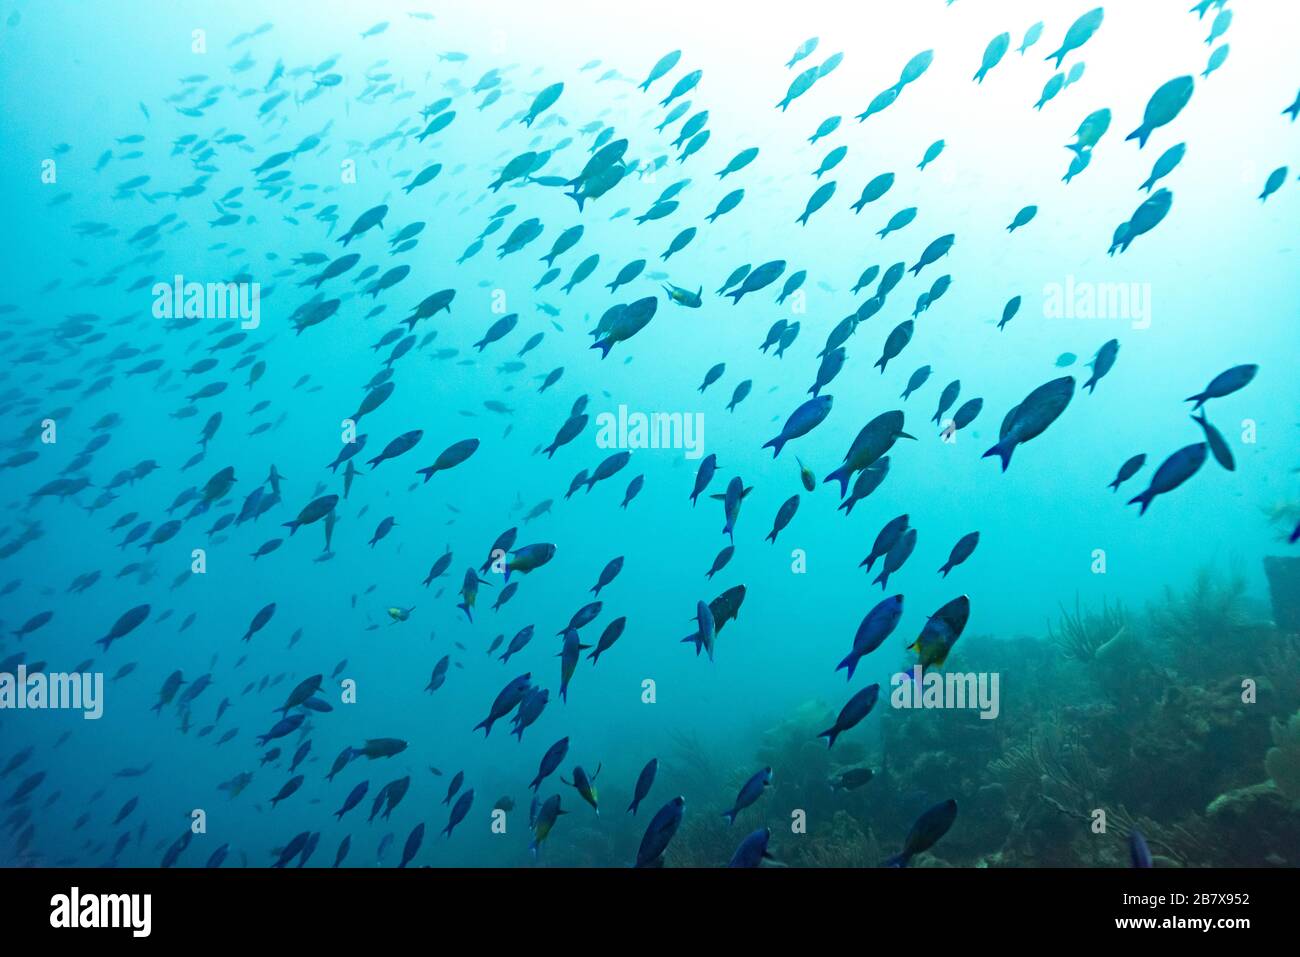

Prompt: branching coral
[
  {"left": 665, "top": 728, "right": 722, "bottom": 796},
  {"left": 1265, "top": 710, "right": 1300, "bottom": 800},
  {"left": 988, "top": 717, "right": 1106, "bottom": 812},
  {"left": 791, "top": 811, "right": 881, "bottom": 867},
  {"left": 1147, "top": 566, "right": 1258, "bottom": 679},
  {"left": 1260, "top": 499, "right": 1300, "bottom": 542},
  {"left": 1259, "top": 637, "right": 1300, "bottom": 713},
  {"left": 1109, "top": 805, "right": 1217, "bottom": 867},
  {"left": 1149, "top": 567, "right": 1249, "bottom": 642}
]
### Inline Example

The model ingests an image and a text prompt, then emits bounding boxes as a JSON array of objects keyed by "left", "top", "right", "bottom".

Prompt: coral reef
[
  {"left": 1264, "top": 709, "right": 1300, "bottom": 800},
  {"left": 653, "top": 566, "right": 1299, "bottom": 868},
  {"left": 1049, "top": 596, "right": 1127, "bottom": 663},
  {"left": 1147, "top": 566, "right": 1259, "bottom": 680},
  {"left": 1263, "top": 556, "right": 1300, "bottom": 634}
]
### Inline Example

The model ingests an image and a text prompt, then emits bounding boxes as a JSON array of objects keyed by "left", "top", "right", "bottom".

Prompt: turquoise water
[{"left": 1, "top": 1, "right": 1297, "bottom": 868}]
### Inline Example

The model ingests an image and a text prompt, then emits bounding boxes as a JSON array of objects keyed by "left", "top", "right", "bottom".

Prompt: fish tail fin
[
  {"left": 721, "top": 810, "right": 736, "bottom": 825},
  {"left": 817, "top": 726, "right": 840, "bottom": 749},
  {"left": 1124, "top": 125, "right": 1150, "bottom": 148},
  {"left": 884, "top": 852, "right": 911, "bottom": 868},
  {"left": 823, "top": 466, "right": 852, "bottom": 498},
  {"left": 1127, "top": 490, "right": 1154, "bottom": 515},
  {"left": 982, "top": 439, "right": 1015, "bottom": 472},
  {"left": 836, "top": 653, "right": 858, "bottom": 681},
  {"left": 762, "top": 436, "right": 785, "bottom": 458},
  {"left": 589, "top": 339, "right": 614, "bottom": 359}
]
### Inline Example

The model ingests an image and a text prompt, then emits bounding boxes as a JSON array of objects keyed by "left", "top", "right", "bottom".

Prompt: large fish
[{"left": 983, "top": 377, "right": 1075, "bottom": 471}]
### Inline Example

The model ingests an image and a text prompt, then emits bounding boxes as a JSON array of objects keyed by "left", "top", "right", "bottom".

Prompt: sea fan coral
[{"left": 1049, "top": 596, "right": 1127, "bottom": 663}]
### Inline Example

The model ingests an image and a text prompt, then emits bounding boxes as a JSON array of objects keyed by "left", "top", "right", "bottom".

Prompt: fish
[
  {"left": 885, "top": 799, "right": 958, "bottom": 866},
  {"left": 824, "top": 411, "right": 915, "bottom": 497},
  {"left": 1083, "top": 340, "right": 1119, "bottom": 393},
  {"left": 1127, "top": 444, "right": 1209, "bottom": 514},
  {"left": 938, "top": 532, "right": 980, "bottom": 578},
  {"left": 1109, "top": 454, "right": 1147, "bottom": 492},
  {"left": 983, "top": 377, "right": 1075, "bottom": 471},
  {"left": 722, "top": 767, "right": 772, "bottom": 825},
  {"left": 1044, "top": 8, "right": 1103, "bottom": 68},
  {"left": 832, "top": 598, "right": 904, "bottom": 681},
  {"left": 728, "top": 827, "right": 775, "bottom": 867},
  {"left": 763, "top": 395, "right": 833, "bottom": 457},
  {"left": 1126, "top": 76, "right": 1195, "bottom": 148},
  {"left": 1185, "top": 364, "right": 1258, "bottom": 409},
  {"left": 635, "top": 796, "right": 685, "bottom": 867},
  {"left": 830, "top": 767, "right": 875, "bottom": 791},
  {"left": 818, "top": 684, "right": 881, "bottom": 748},
  {"left": 907, "top": 596, "right": 972, "bottom": 670}
]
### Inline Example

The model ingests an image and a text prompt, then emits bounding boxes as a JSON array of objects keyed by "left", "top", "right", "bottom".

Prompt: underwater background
[{"left": 1, "top": 0, "right": 1298, "bottom": 868}]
